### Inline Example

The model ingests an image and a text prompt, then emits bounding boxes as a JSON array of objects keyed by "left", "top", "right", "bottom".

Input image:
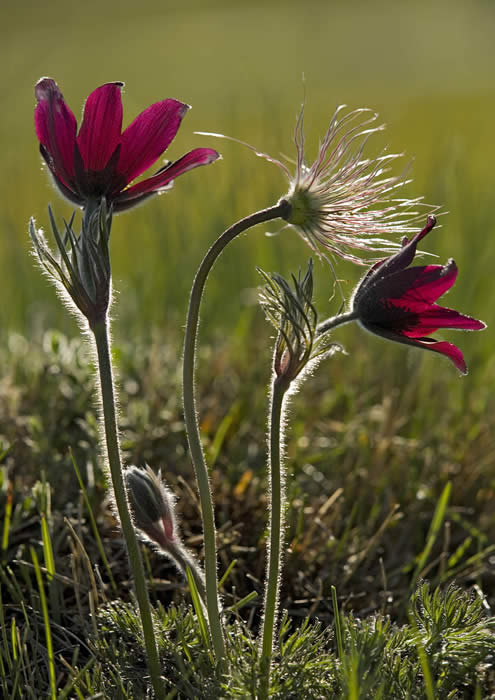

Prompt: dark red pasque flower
[
  {"left": 351, "top": 215, "right": 485, "bottom": 374},
  {"left": 34, "top": 78, "right": 220, "bottom": 211}
]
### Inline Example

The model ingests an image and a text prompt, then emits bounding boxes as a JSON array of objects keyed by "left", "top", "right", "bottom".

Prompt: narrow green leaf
[
  {"left": 208, "top": 400, "right": 241, "bottom": 468},
  {"left": 1, "top": 478, "right": 13, "bottom": 556},
  {"left": 331, "top": 585, "right": 344, "bottom": 660},
  {"left": 31, "top": 547, "right": 56, "bottom": 700},
  {"left": 411, "top": 481, "right": 451, "bottom": 586},
  {"left": 0, "top": 584, "right": 12, "bottom": 671},
  {"left": 41, "top": 515, "right": 55, "bottom": 582},
  {"left": 70, "top": 449, "right": 118, "bottom": 592},
  {"left": 218, "top": 559, "right": 237, "bottom": 590},
  {"left": 185, "top": 565, "right": 211, "bottom": 658},
  {"left": 416, "top": 642, "right": 435, "bottom": 700},
  {"left": 225, "top": 590, "right": 258, "bottom": 613},
  {"left": 10, "top": 616, "right": 17, "bottom": 661}
]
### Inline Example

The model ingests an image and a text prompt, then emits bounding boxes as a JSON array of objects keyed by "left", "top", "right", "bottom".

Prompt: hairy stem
[
  {"left": 259, "top": 374, "right": 290, "bottom": 698},
  {"left": 316, "top": 309, "right": 358, "bottom": 336},
  {"left": 183, "top": 199, "right": 290, "bottom": 668},
  {"left": 168, "top": 541, "right": 207, "bottom": 608},
  {"left": 91, "top": 320, "right": 164, "bottom": 699}
]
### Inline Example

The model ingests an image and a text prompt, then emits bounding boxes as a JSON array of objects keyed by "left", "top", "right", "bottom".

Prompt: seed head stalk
[
  {"left": 91, "top": 318, "right": 165, "bottom": 699},
  {"left": 182, "top": 199, "right": 291, "bottom": 669}
]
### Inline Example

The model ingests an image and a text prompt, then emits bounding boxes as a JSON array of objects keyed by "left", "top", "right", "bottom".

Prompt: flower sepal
[{"left": 30, "top": 199, "right": 113, "bottom": 327}]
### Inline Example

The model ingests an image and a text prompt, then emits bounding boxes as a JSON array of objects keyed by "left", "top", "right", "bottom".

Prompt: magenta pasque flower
[
  {"left": 34, "top": 78, "right": 219, "bottom": 211},
  {"left": 351, "top": 215, "right": 485, "bottom": 374}
]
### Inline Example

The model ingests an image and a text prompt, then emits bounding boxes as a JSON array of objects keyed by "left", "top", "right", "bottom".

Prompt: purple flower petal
[
  {"left": 115, "top": 148, "right": 220, "bottom": 205},
  {"left": 77, "top": 82, "right": 123, "bottom": 172},
  {"left": 360, "top": 322, "right": 469, "bottom": 373},
  {"left": 416, "top": 339, "right": 467, "bottom": 374},
  {"left": 398, "top": 262, "right": 457, "bottom": 305},
  {"left": 367, "top": 261, "right": 457, "bottom": 315},
  {"left": 116, "top": 99, "right": 190, "bottom": 184},
  {"left": 35, "top": 78, "right": 77, "bottom": 185},
  {"left": 353, "top": 215, "right": 485, "bottom": 375},
  {"left": 40, "top": 145, "right": 84, "bottom": 205},
  {"left": 399, "top": 306, "right": 487, "bottom": 337},
  {"left": 352, "top": 217, "right": 437, "bottom": 307},
  {"left": 34, "top": 79, "right": 219, "bottom": 212},
  {"left": 373, "top": 215, "right": 437, "bottom": 279}
]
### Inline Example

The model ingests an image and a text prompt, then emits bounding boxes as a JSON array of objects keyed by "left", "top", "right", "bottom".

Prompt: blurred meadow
[
  {"left": 3, "top": 0, "right": 495, "bottom": 340},
  {"left": 1, "top": 0, "right": 495, "bottom": 695}
]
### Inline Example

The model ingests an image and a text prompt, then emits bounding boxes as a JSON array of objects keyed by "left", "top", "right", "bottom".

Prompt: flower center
[{"left": 286, "top": 185, "right": 322, "bottom": 229}]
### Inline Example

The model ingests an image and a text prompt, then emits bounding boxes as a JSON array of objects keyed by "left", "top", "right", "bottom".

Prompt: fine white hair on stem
[{"left": 259, "top": 373, "right": 289, "bottom": 656}]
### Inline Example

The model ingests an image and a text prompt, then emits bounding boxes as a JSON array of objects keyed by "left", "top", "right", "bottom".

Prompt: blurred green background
[{"left": 1, "top": 0, "right": 494, "bottom": 357}]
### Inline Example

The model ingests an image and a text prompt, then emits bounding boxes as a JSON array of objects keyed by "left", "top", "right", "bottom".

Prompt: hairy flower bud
[
  {"left": 125, "top": 465, "right": 207, "bottom": 604},
  {"left": 125, "top": 465, "right": 176, "bottom": 549}
]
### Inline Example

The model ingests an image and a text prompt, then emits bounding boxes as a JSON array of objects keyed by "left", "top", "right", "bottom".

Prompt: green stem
[
  {"left": 183, "top": 199, "right": 290, "bottom": 668},
  {"left": 259, "top": 374, "right": 289, "bottom": 698},
  {"left": 91, "top": 320, "right": 165, "bottom": 699},
  {"left": 316, "top": 309, "right": 358, "bottom": 336}
]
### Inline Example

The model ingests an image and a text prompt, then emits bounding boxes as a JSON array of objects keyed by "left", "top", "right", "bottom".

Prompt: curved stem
[
  {"left": 316, "top": 309, "right": 358, "bottom": 336},
  {"left": 91, "top": 320, "right": 164, "bottom": 699},
  {"left": 183, "top": 199, "right": 290, "bottom": 668},
  {"left": 259, "top": 375, "right": 289, "bottom": 698}
]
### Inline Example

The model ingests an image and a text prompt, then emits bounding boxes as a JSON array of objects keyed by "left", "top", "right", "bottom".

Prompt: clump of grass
[
  {"left": 1, "top": 329, "right": 494, "bottom": 696},
  {"left": 56, "top": 584, "right": 493, "bottom": 698}
]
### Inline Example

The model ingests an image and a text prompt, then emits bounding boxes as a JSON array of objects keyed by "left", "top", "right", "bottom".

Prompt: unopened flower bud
[
  {"left": 125, "top": 465, "right": 207, "bottom": 606},
  {"left": 125, "top": 465, "right": 176, "bottom": 549}
]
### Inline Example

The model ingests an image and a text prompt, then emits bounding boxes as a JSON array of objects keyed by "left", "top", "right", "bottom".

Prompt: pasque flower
[
  {"left": 350, "top": 215, "right": 486, "bottom": 374},
  {"left": 34, "top": 78, "right": 219, "bottom": 211},
  {"left": 199, "top": 105, "right": 436, "bottom": 264}
]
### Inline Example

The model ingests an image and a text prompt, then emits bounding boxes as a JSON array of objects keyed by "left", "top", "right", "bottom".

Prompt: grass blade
[
  {"left": 411, "top": 481, "right": 451, "bottom": 587},
  {"left": 218, "top": 559, "right": 237, "bottom": 590},
  {"left": 70, "top": 449, "right": 118, "bottom": 593},
  {"left": 185, "top": 565, "right": 212, "bottom": 662},
  {"left": 31, "top": 546, "right": 56, "bottom": 700},
  {"left": 41, "top": 515, "right": 55, "bottom": 581},
  {"left": 331, "top": 585, "right": 344, "bottom": 660}
]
